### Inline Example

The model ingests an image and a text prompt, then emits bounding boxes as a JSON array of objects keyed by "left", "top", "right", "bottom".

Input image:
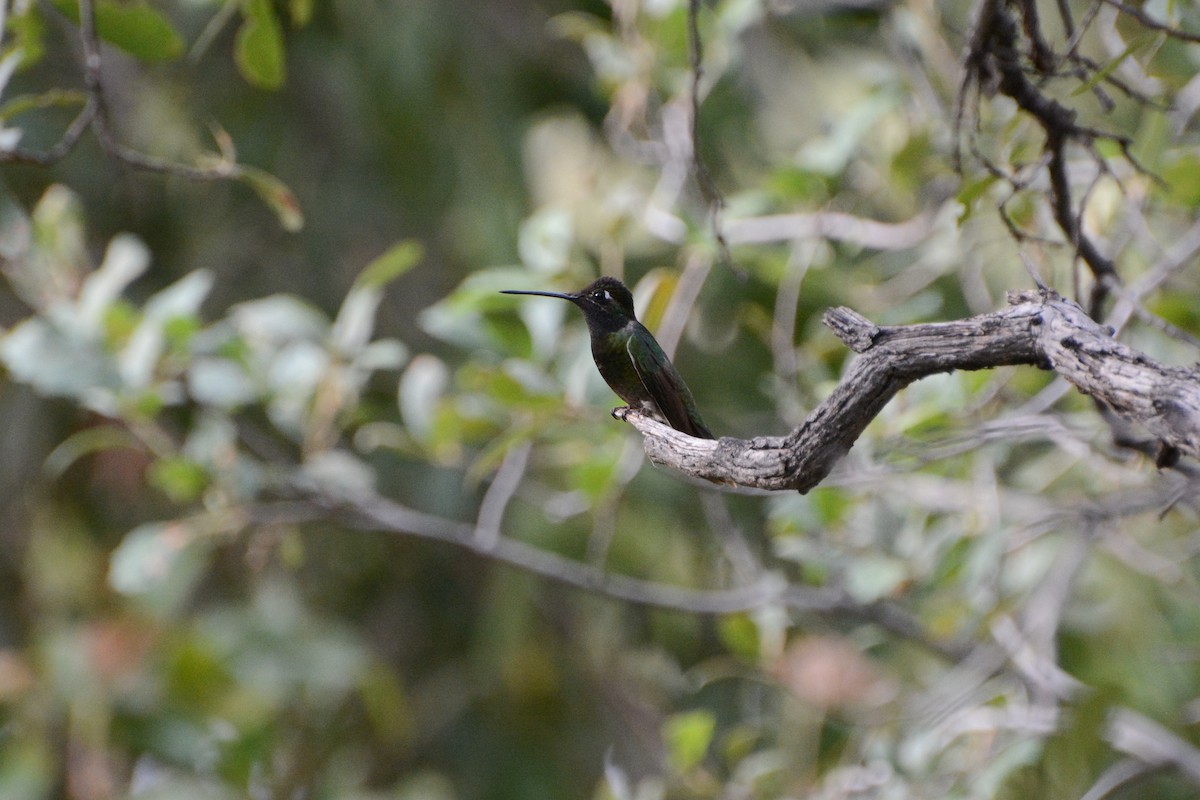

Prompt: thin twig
[
  {"left": 280, "top": 487, "right": 967, "bottom": 660},
  {"left": 770, "top": 241, "right": 814, "bottom": 423},
  {"left": 723, "top": 210, "right": 933, "bottom": 250},
  {"left": 959, "top": 0, "right": 1161, "bottom": 321},
  {"left": 1108, "top": 707, "right": 1200, "bottom": 786},
  {"left": 686, "top": 0, "right": 742, "bottom": 279},
  {"left": 78, "top": 0, "right": 236, "bottom": 180},
  {"left": 474, "top": 441, "right": 532, "bottom": 548},
  {"left": 1106, "top": 217, "right": 1200, "bottom": 337},
  {"left": 0, "top": 98, "right": 96, "bottom": 166},
  {"left": 654, "top": 249, "right": 711, "bottom": 359},
  {"left": 1080, "top": 759, "right": 1156, "bottom": 800},
  {"left": 699, "top": 490, "right": 759, "bottom": 585},
  {"left": 1, "top": 0, "right": 245, "bottom": 182},
  {"left": 1100, "top": 0, "right": 1200, "bottom": 44},
  {"left": 1056, "top": 0, "right": 1076, "bottom": 39}
]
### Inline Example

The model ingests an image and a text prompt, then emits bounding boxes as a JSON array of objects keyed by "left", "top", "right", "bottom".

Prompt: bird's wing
[{"left": 626, "top": 332, "right": 713, "bottom": 439}]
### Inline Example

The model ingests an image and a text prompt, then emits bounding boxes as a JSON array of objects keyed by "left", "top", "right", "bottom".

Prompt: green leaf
[
  {"left": 1071, "top": 33, "right": 1159, "bottom": 97},
  {"left": 238, "top": 166, "right": 304, "bottom": 231},
  {"left": 809, "top": 486, "right": 849, "bottom": 526},
  {"left": 956, "top": 173, "right": 999, "bottom": 224},
  {"left": 289, "top": 0, "right": 314, "bottom": 26},
  {"left": 1163, "top": 154, "right": 1200, "bottom": 208},
  {"left": 148, "top": 457, "right": 211, "bottom": 503},
  {"left": 234, "top": 0, "right": 286, "bottom": 90},
  {"left": 4, "top": 5, "right": 48, "bottom": 67},
  {"left": 717, "top": 614, "right": 760, "bottom": 660},
  {"left": 358, "top": 667, "right": 415, "bottom": 746},
  {"left": 50, "top": 0, "right": 184, "bottom": 62},
  {"left": 564, "top": 442, "right": 625, "bottom": 499},
  {"left": 635, "top": 268, "right": 678, "bottom": 332},
  {"left": 767, "top": 165, "right": 831, "bottom": 204},
  {"left": 356, "top": 240, "right": 424, "bottom": 290},
  {"left": 663, "top": 710, "right": 716, "bottom": 773},
  {"left": 419, "top": 267, "right": 544, "bottom": 350}
]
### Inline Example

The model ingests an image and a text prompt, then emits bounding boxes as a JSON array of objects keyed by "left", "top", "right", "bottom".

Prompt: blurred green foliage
[{"left": 1, "top": 1, "right": 1200, "bottom": 799}]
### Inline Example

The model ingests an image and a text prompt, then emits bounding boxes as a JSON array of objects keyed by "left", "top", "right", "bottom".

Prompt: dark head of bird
[{"left": 500, "top": 276, "right": 636, "bottom": 335}]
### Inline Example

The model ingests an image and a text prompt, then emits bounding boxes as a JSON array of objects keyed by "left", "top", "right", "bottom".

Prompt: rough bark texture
[{"left": 616, "top": 290, "right": 1200, "bottom": 492}]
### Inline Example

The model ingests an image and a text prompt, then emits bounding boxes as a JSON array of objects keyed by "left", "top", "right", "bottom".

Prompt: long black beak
[{"left": 500, "top": 289, "right": 578, "bottom": 302}]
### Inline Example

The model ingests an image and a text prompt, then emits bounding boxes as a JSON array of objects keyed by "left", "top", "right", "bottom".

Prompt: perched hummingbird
[{"left": 501, "top": 276, "right": 714, "bottom": 439}]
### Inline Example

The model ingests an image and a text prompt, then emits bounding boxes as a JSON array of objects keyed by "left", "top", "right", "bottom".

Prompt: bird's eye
[{"left": 593, "top": 290, "right": 612, "bottom": 303}]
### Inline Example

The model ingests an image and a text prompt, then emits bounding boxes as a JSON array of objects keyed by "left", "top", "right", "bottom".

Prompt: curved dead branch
[{"left": 617, "top": 290, "right": 1200, "bottom": 492}]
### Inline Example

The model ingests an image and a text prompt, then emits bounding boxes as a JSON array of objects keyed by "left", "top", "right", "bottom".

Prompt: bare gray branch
[{"left": 618, "top": 291, "right": 1200, "bottom": 492}]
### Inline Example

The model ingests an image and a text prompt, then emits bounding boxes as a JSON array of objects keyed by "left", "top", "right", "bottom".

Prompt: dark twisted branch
[
  {"left": 966, "top": 0, "right": 1125, "bottom": 318},
  {"left": 617, "top": 291, "right": 1200, "bottom": 492}
]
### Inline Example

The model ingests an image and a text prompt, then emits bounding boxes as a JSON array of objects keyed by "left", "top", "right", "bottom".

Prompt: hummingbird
[{"left": 501, "top": 276, "right": 714, "bottom": 439}]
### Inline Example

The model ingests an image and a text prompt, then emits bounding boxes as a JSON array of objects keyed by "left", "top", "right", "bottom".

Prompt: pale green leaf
[
  {"left": 399, "top": 354, "right": 450, "bottom": 442},
  {"left": 78, "top": 233, "right": 150, "bottom": 331},
  {"left": 1, "top": 318, "right": 118, "bottom": 402},
  {"left": 331, "top": 285, "right": 382, "bottom": 356},
  {"left": 188, "top": 357, "right": 259, "bottom": 408},
  {"left": 328, "top": 242, "right": 420, "bottom": 355},
  {"left": 231, "top": 294, "right": 329, "bottom": 344},
  {"left": 845, "top": 555, "right": 908, "bottom": 603},
  {"left": 518, "top": 206, "right": 573, "bottom": 275},
  {"left": 356, "top": 339, "right": 409, "bottom": 372},
  {"left": 119, "top": 270, "right": 214, "bottom": 389},
  {"left": 109, "top": 521, "right": 197, "bottom": 595},
  {"left": 266, "top": 339, "right": 328, "bottom": 432}
]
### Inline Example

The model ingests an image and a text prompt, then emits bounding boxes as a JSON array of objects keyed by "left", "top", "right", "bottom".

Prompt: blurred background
[{"left": 3, "top": 0, "right": 1200, "bottom": 798}]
